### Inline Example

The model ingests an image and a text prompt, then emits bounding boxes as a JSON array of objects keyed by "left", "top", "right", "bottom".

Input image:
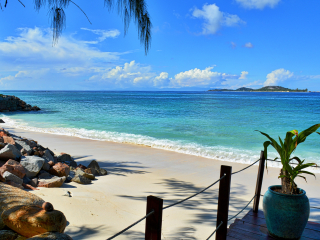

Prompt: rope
[
  {"left": 206, "top": 221, "right": 223, "bottom": 240},
  {"left": 163, "top": 159, "right": 260, "bottom": 210},
  {"left": 106, "top": 210, "right": 155, "bottom": 240},
  {"left": 231, "top": 159, "right": 260, "bottom": 175},
  {"left": 163, "top": 175, "right": 226, "bottom": 210},
  {"left": 266, "top": 159, "right": 320, "bottom": 168},
  {"left": 228, "top": 195, "right": 256, "bottom": 222}
]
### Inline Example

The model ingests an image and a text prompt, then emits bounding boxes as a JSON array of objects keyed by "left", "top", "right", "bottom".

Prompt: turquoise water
[{"left": 1, "top": 91, "right": 319, "bottom": 168}]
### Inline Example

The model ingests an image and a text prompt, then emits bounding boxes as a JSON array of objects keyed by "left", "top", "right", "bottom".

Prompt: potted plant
[{"left": 256, "top": 124, "right": 320, "bottom": 239}]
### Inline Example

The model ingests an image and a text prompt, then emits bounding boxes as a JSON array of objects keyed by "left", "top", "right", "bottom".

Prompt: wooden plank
[
  {"left": 245, "top": 209, "right": 266, "bottom": 219},
  {"left": 234, "top": 210, "right": 320, "bottom": 239},
  {"left": 227, "top": 227, "right": 274, "bottom": 240},
  {"left": 245, "top": 209, "right": 320, "bottom": 233},
  {"left": 228, "top": 219, "right": 318, "bottom": 240},
  {"left": 226, "top": 236, "right": 240, "bottom": 240}
]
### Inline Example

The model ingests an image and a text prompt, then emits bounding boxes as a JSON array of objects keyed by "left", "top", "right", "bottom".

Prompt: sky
[{"left": 0, "top": 0, "right": 320, "bottom": 91}]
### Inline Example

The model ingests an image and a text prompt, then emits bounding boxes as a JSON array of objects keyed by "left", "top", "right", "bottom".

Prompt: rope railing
[
  {"left": 163, "top": 158, "right": 260, "bottom": 210},
  {"left": 206, "top": 221, "right": 223, "bottom": 240},
  {"left": 105, "top": 157, "right": 264, "bottom": 239},
  {"left": 228, "top": 195, "right": 256, "bottom": 222},
  {"left": 231, "top": 159, "right": 260, "bottom": 175},
  {"left": 106, "top": 210, "right": 155, "bottom": 240},
  {"left": 163, "top": 174, "right": 226, "bottom": 210}
]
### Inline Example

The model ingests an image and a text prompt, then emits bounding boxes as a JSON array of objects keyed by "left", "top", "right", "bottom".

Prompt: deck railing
[{"left": 106, "top": 151, "right": 320, "bottom": 240}]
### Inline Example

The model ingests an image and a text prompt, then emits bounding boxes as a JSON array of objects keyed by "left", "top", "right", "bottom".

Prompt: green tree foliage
[{"left": 1, "top": 0, "right": 152, "bottom": 54}]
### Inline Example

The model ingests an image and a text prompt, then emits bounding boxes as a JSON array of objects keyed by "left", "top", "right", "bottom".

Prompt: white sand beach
[{"left": 3, "top": 125, "right": 320, "bottom": 240}]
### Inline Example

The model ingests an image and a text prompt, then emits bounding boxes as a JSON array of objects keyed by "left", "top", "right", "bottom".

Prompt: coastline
[{"left": 3, "top": 125, "right": 320, "bottom": 239}]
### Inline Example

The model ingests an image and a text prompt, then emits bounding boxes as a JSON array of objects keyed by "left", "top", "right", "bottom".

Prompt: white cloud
[
  {"left": 81, "top": 28, "right": 120, "bottom": 43},
  {"left": 170, "top": 66, "right": 234, "bottom": 87},
  {"left": 264, "top": 68, "right": 294, "bottom": 86},
  {"left": 239, "top": 71, "right": 249, "bottom": 79},
  {"left": 89, "top": 64, "right": 243, "bottom": 89},
  {"left": 244, "top": 42, "right": 253, "bottom": 48},
  {"left": 154, "top": 72, "right": 169, "bottom": 86},
  {"left": 88, "top": 61, "right": 155, "bottom": 87},
  {"left": 0, "top": 75, "right": 15, "bottom": 84},
  {"left": 236, "top": 0, "right": 281, "bottom": 9},
  {"left": 192, "top": 4, "right": 245, "bottom": 35},
  {"left": 0, "top": 27, "right": 120, "bottom": 71}
]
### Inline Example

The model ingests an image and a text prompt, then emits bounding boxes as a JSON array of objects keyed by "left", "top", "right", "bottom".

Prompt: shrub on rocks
[{"left": 20, "top": 156, "right": 45, "bottom": 178}]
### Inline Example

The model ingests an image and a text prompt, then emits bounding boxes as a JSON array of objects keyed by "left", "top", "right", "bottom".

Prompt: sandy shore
[{"left": 3, "top": 125, "right": 320, "bottom": 240}]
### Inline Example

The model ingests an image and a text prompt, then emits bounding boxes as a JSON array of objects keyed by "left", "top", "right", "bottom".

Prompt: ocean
[{"left": 1, "top": 91, "right": 319, "bottom": 170}]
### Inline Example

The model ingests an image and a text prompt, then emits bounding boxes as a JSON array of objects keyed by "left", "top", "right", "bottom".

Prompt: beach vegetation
[
  {"left": 1, "top": 0, "right": 152, "bottom": 54},
  {"left": 257, "top": 124, "right": 320, "bottom": 195}
]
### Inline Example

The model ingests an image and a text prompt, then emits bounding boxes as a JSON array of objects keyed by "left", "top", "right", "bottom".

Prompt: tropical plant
[
  {"left": 256, "top": 124, "right": 320, "bottom": 195},
  {"left": 1, "top": 0, "right": 152, "bottom": 54}
]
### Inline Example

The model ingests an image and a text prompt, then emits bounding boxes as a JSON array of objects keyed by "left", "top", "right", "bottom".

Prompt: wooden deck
[{"left": 227, "top": 209, "right": 320, "bottom": 240}]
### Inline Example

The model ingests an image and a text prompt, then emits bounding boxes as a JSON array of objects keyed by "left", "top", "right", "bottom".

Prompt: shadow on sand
[
  {"left": 65, "top": 225, "right": 108, "bottom": 240},
  {"left": 115, "top": 178, "right": 252, "bottom": 239},
  {"left": 73, "top": 155, "right": 150, "bottom": 177}
]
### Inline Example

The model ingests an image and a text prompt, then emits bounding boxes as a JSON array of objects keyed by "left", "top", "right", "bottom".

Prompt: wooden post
[
  {"left": 216, "top": 165, "right": 232, "bottom": 240},
  {"left": 145, "top": 196, "right": 163, "bottom": 240},
  {"left": 253, "top": 151, "right": 266, "bottom": 213}
]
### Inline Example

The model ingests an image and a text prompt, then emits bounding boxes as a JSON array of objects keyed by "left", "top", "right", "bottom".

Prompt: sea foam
[{"left": 1, "top": 115, "right": 319, "bottom": 173}]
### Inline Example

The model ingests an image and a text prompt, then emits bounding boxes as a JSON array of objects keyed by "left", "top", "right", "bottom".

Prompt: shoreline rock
[
  {"left": 0, "top": 95, "right": 40, "bottom": 112},
  {"left": 0, "top": 126, "right": 109, "bottom": 239}
]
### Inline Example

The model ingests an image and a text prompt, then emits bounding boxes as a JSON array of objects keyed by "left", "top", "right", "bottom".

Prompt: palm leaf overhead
[{"left": 3, "top": 0, "right": 152, "bottom": 54}]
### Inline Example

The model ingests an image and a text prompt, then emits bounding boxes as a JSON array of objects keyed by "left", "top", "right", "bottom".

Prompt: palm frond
[
  {"left": 105, "top": 0, "right": 152, "bottom": 54},
  {"left": 49, "top": 7, "right": 66, "bottom": 44}
]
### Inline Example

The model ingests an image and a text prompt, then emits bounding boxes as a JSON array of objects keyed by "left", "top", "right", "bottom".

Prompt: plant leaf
[
  {"left": 256, "top": 130, "right": 282, "bottom": 156},
  {"left": 296, "top": 175, "right": 307, "bottom": 182},
  {"left": 298, "top": 170, "right": 316, "bottom": 178},
  {"left": 296, "top": 124, "right": 320, "bottom": 145},
  {"left": 289, "top": 156, "right": 302, "bottom": 164}
]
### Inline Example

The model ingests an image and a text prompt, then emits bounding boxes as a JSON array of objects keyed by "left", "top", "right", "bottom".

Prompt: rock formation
[{"left": 0, "top": 95, "right": 40, "bottom": 112}]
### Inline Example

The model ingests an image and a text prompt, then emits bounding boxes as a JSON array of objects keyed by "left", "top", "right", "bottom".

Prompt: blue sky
[{"left": 1, "top": 0, "right": 320, "bottom": 90}]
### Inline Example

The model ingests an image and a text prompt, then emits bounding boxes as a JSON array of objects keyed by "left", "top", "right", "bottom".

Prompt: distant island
[{"left": 208, "top": 86, "right": 308, "bottom": 92}]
